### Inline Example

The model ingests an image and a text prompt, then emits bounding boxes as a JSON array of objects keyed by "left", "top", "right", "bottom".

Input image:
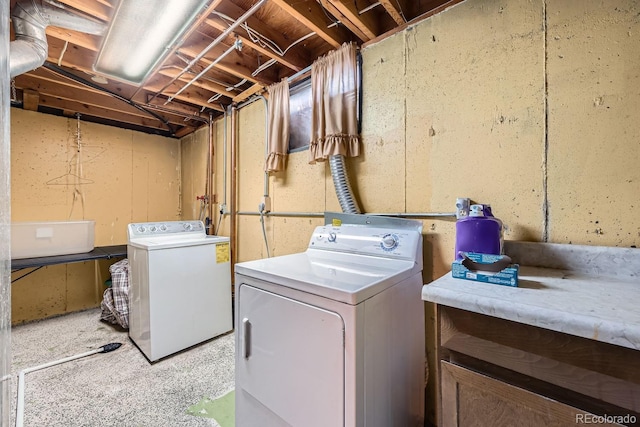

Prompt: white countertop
[{"left": 422, "top": 265, "right": 640, "bottom": 351}]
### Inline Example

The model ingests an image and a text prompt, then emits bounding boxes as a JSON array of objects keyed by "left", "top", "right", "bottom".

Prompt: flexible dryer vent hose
[{"left": 329, "top": 154, "right": 361, "bottom": 214}]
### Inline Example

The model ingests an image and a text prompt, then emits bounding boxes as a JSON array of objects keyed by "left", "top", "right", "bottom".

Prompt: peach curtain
[
  {"left": 265, "top": 78, "right": 290, "bottom": 172},
  {"left": 309, "top": 42, "right": 360, "bottom": 164}
]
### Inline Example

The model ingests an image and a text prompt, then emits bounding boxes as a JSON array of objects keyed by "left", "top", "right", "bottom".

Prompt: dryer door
[{"left": 236, "top": 284, "right": 345, "bottom": 427}]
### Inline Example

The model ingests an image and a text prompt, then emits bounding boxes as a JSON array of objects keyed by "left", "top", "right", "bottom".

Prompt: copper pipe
[
  {"left": 207, "top": 112, "right": 214, "bottom": 234},
  {"left": 230, "top": 106, "right": 238, "bottom": 275}
]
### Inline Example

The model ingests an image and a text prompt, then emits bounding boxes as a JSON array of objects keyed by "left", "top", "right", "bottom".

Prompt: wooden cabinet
[{"left": 435, "top": 306, "right": 639, "bottom": 427}]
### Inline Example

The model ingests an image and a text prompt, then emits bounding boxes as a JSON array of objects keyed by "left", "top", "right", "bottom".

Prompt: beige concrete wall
[
  {"left": 229, "top": 100, "right": 326, "bottom": 264},
  {"left": 359, "top": 0, "right": 640, "bottom": 422},
  {"left": 180, "top": 125, "right": 209, "bottom": 223},
  {"left": 546, "top": 1, "right": 640, "bottom": 245},
  {"left": 11, "top": 109, "right": 180, "bottom": 323}
]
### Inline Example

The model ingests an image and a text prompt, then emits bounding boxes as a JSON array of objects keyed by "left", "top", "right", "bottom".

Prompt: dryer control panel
[
  {"left": 128, "top": 220, "right": 205, "bottom": 239},
  {"left": 308, "top": 225, "right": 421, "bottom": 261}
]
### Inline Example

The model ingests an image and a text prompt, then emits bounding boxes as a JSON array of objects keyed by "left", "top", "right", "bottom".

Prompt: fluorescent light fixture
[{"left": 93, "top": 0, "right": 208, "bottom": 84}]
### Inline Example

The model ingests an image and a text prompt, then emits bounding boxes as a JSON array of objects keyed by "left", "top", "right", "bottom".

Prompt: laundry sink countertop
[{"left": 422, "top": 241, "right": 640, "bottom": 351}]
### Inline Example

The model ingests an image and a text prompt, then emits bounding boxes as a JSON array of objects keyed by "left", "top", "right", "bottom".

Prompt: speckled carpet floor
[{"left": 9, "top": 308, "right": 235, "bottom": 427}]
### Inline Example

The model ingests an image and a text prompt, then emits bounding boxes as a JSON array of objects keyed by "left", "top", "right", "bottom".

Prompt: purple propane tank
[{"left": 454, "top": 204, "right": 502, "bottom": 260}]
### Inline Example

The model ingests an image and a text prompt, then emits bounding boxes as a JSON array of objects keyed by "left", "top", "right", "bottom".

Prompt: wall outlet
[{"left": 456, "top": 198, "right": 470, "bottom": 219}]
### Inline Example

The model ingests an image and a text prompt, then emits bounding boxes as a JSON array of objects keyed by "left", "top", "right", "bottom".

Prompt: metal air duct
[
  {"left": 10, "top": 0, "right": 106, "bottom": 78},
  {"left": 329, "top": 154, "right": 362, "bottom": 214}
]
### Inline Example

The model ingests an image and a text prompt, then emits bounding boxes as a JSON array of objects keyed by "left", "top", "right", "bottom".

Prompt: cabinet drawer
[{"left": 441, "top": 361, "right": 625, "bottom": 427}]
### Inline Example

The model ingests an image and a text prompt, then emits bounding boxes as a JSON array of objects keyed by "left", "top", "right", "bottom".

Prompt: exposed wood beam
[
  {"left": 22, "top": 89, "right": 39, "bottom": 111},
  {"left": 232, "top": 83, "right": 264, "bottom": 102},
  {"left": 362, "top": 0, "right": 463, "bottom": 48},
  {"left": 56, "top": 0, "right": 111, "bottom": 22},
  {"left": 205, "top": 1, "right": 311, "bottom": 71},
  {"left": 32, "top": 66, "right": 214, "bottom": 120},
  {"left": 271, "top": 0, "right": 347, "bottom": 48},
  {"left": 177, "top": 40, "right": 276, "bottom": 86},
  {"left": 46, "top": 27, "right": 101, "bottom": 51},
  {"left": 94, "top": 0, "right": 114, "bottom": 7},
  {"left": 158, "top": 68, "right": 232, "bottom": 98},
  {"left": 204, "top": 17, "right": 305, "bottom": 72},
  {"left": 43, "top": 39, "right": 223, "bottom": 113},
  {"left": 321, "top": 0, "right": 377, "bottom": 41},
  {"left": 174, "top": 126, "right": 199, "bottom": 139},
  {"left": 15, "top": 72, "right": 190, "bottom": 126},
  {"left": 38, "top": 94, "right": 179, "bottom": 132},
  {"left": 379, "top": 0, "right": 406, "bottom": 25},
  {"left": 143, "top": 80, "right": 225, "bottom": 112}
]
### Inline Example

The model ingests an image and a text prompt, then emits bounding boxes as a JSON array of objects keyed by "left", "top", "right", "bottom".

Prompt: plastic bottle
[{"left": 454, "top": 204, "right": 502, "bottom": 260}]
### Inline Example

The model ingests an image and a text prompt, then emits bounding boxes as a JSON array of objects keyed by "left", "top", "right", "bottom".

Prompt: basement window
[
  {"left": 287, "top": 51, "right": 362, "bottom": 153},
  {"left": 288, "top": 78, "right": 312, "bottom": 153}
]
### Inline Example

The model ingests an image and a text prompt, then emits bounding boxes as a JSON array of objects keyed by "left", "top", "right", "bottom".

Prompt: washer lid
[
  {"left": 234, "top": 248, "right": 420, "bottom": 305},
  {"left": 128, "top": 235, "right": 228, "bottom": 250}
]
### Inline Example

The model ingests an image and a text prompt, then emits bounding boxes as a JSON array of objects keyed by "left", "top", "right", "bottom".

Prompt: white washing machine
[
  {"left": 234, "top": 215, "right": 426, "bottom": 427},
  {"left": 127, "top": 220, "right": 232, "bottom": 362}
]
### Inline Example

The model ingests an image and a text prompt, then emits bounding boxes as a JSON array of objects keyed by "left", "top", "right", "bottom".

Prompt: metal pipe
[
  {"left": 166, "top": 39, "right": 242, "bottom": 104},
  {"left": 223, "top": 106, "right": 229, "bottom": 207},
  {"left": 287, "top": 64, "right": 312, "bottom": 84},
  {"left": 237, "top": 211, "right": 324, "bottom": 217},
  {"left": 207, "top": 112, "right": 214, "bottom": 234},
  {"left": 10, "top": 0, "right": 106, "bottom": 78},
  {"left": 366, "top": 212, "right": 457, "bottom": 219},
  {"left": 153, "top": 0, "right": 267, "bottom": 100},
  {"left": 0, "top": 2, "right": 11, "bottom": 424},
  {"left": 230, "top": 106, "right": 238, "bottom": 271},
  {"left": 235, "top": 211, "right": 456, "bottom": 219},
  {"left": 141, "top": 103, "right": 209, "bottom": 123},
  {"left": 260, "top": 95, "right": 269, "bottom": 198}
]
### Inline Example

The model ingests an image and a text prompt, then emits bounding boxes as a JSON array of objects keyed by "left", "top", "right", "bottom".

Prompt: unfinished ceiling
[{"left": 9, "top": 0, "right": 456, "bottom": 137}]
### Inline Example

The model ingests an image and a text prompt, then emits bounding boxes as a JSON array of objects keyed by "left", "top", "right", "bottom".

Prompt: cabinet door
[
  {"left": 440, "top": 361, "right": 623, "bottom": 427},
  {"left": 236, "top": 284, "right": 345, "bottom": 427}
]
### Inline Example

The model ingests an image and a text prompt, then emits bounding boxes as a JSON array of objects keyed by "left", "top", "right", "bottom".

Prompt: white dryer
[
  {"left": 234, "top": 216, "right": 425, "bottom": 427},
  {"left": 127, "top": 220, "right": 232, "bottom": 362}
]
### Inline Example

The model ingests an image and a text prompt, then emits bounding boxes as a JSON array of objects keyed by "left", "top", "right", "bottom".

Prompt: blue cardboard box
[{"left": 451, "top": 252, "right": 519, "bottom": 287}]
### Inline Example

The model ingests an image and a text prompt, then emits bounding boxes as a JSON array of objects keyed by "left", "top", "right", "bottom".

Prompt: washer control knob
[
  {"left": 327, "top": 232, "right": 337, "bottom": 243},
  {"left": 381, "top": 234, "right": 399, "bottom": 251},
  {"left": 183, "top": 223, "right": 193, "bottom": 231},
  {"left": 160, "top": 225, "right": 167, "bottom": 232},
  {"left": 150, "top": 226, "right": 157, "bottom": 232},
  {"left": 137, "top": 226, "right": 146, "bottom": 233}
]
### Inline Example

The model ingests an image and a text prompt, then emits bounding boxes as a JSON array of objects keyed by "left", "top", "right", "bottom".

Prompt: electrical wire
[
  {"left": 394, "top": 0, "right": 407, "bottom": 22},
  {"left": 213, "top": 11, "right": 316, "bottom": 58},
  {"left": 319, "top": 0, "right": 342, "bottom": 27}
]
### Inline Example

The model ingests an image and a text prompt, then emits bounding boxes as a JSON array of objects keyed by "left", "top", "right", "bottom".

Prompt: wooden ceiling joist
[
  {"left": 15, "top": 72, "right": 189, "bottom": 126},
  {"left": 270, "top": 0, "right": 348, "bottom": 49},
  {"left": 232, "top": 83, "right": 264, "bottom": 103},
  {"left": 319, "top": 0, "right": 376, "bottom": 42},
  {"left": 56, "top": 0, "right": 112, "bottom": 22},
  {"left": 379, "top": 0, "right": 406, "bottom": 25}
]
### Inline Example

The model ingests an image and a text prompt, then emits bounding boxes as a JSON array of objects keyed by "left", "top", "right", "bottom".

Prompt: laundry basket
[{"left": 100, "top": 259, "right": 130, "bottom": 329}]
